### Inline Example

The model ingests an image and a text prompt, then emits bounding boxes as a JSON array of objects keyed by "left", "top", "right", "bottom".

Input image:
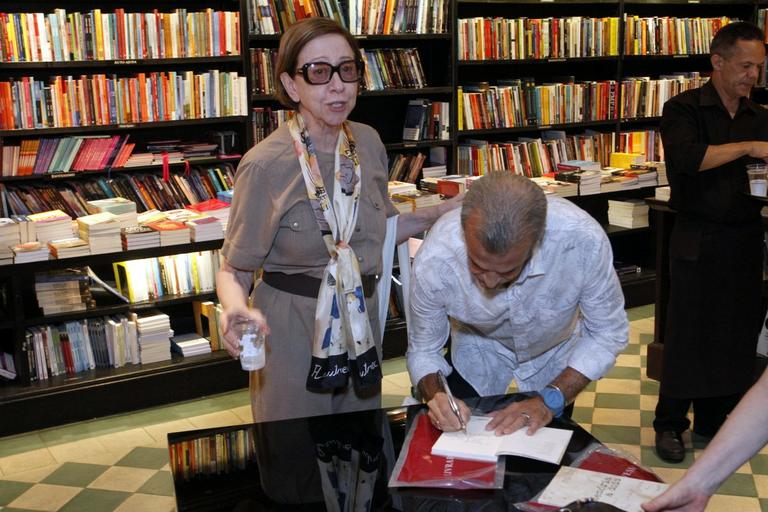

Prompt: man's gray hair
[{"left": 460, "top": 172, "right": 547, "bottom": 254}]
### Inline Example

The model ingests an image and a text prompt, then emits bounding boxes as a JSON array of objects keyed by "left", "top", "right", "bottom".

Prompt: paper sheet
[{"left": 536, "top": 466, "right": 669, "bottom": 512}]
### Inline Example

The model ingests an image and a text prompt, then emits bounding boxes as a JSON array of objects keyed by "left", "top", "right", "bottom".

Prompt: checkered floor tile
[{"left": 0, "top": 305, "right": 766, "bottom": 511}]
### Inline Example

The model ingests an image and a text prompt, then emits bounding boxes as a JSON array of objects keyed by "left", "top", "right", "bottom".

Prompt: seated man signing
[{"left": 406, "top": 172, "right": 629, "bottom": 435}]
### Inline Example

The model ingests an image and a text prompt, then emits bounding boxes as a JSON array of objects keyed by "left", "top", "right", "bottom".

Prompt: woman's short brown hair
[{"left": 275, "top": 18, "right": 362, "bottom": 109}]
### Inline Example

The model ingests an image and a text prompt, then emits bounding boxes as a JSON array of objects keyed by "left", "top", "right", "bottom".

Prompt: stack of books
[
  {"left": 12, "top": 241, "right": 50, "bottom": 262},
  {"left": 145, "top": 220, "right": 191, "bottom": 246},
  {"left": 133, "top": 312, "right": 173, "bottom": 364},
  {"left": 387, "top": 181, "right": 418, "bottom": 196},
  {"left": 655, "top": 186, "right": 671, "bottom": 202},
  {"left": 186, "top": 216, "right": 224, "bottom": 242},
  {"left": 391, "top": 190, "right": 443, "bottom": 212},
  {"left": 121, "top": 225, "right": 161, "bottom": 250},
  {"left": 86, "top": 198, "right": 138, "bottom": 228},
  {"left": 531, "top": 176, "right": 578, "bottom": 197},
  {"left": 600, "top": 167, "right": 639, "bottom": 193},
  {"left": 27, "top": 210, "right": 73, "bottom": 242},
  {"left": 0, "top": 219, "right": 21, "bottom": 265},
  {"left": 607, "top": 198, "right": 650, "bottom": 228},
  {"left": 48, "top": 237, "right": 90, "bottom": 258},
  {"left": 34, "top": 270, "right": 93, "bottom": 316},
  {"left": 172, "top": 333, "right": 212, "bottom": 357},
  {"left": 555, "top": 161, "right": 602, "bottom": 195},
  {"left": 186, "top": 199, "right": 231, "bottom": 233},
  {"left": 77, "top": 212, "right": 122, "bottom": 254}
]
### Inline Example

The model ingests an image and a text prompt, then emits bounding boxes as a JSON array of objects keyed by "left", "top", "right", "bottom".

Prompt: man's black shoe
[{"left": 655, "top": 431, "right": 685, "bottom": 463}]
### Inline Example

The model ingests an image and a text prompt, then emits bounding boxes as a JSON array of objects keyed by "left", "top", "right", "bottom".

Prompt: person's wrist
[{"left": 537, "top": 383, "right": 566, "bottom": 418}]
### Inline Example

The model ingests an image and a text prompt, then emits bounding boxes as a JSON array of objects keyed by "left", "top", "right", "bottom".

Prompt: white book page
[
  {"left": 431, "top": 416, "right": 573, "bottom": 464},
  {"left": 537, "top": 466, "right": 668, "bottom": 512}
]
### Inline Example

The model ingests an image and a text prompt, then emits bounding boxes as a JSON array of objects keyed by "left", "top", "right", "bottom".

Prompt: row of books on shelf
[
  {"left": 402, "top": 99, "right": 449, "bottom": 141},
  {"left": 2, "top": 163, "right": 234, "bottom": 218},
  {"left": 251, "top": 107, "right": 292, "bottom": 144},
  {"left": 248, "top": 0, "right": 345, "bottom": 35},
  {"left": 169, "top": 425, "right": 256, "bottom": 482},
  {"left": 247, "top": 0, "right": 447, "bottom": 36},
  {"left": 458, "top": 79, "right": 618, "bottom": 131},
  {"left": 0, "top": 135, "right": 221, "bottom": 177},
  {"left": 360, "top": 48, "right": 426, "bottom": 91},
  {"left": 24, "top": 310, "right": 181, "bottom": 381},
  {"left": 623, "top": 15, "right": 732, "bottom": 56},
  {"left": 250, "top": 48, "right": 278, "bottom": 95},
  {"left": 0, "top": 70, "right": 248, "bottom": 131},
  {"left": 0, "top": 9, "right": 241, "bottom": 63},
  {"left": 114, "top": 249, "right": 220, "bottom": 302},
  {"left": 620, "top": 74, "right": 707, "bottom": 120},
  {"left": 458, "top": 16, "right": 620, "bottom": 62},
  {"left": 457, "top": 131, "right": 664, "bottom": 181},
  {"left": 4, "top": 198, "right": 230, "bottom": 263}
]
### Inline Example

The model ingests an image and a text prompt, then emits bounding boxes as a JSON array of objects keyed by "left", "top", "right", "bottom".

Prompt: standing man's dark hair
[{"left": 710, "top": 21, "right": 764, "bottom": 58}]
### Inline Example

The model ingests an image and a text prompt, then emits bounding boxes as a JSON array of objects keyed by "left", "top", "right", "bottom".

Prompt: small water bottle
[{"left": 238, "top": 321, "right": 265, "bottom": 371}]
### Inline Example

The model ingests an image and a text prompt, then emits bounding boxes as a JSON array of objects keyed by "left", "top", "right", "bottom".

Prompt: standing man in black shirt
[{"left": 653, "top": 21, "right": 768, "bottom": 463}]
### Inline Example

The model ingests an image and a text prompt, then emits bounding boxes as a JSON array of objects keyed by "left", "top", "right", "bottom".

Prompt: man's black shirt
[{"left": 660, "top": 80, "right": 767, "bottom": 224}]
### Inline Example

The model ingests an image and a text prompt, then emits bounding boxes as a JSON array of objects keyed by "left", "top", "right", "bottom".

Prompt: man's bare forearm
[{"left": 550, "top": 367, "right": 591, "bottom": 403}]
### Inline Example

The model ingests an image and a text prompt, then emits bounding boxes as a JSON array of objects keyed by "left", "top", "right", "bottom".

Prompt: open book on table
[{"left": 431, "top": 415, "right": 573, "bottom": 464}]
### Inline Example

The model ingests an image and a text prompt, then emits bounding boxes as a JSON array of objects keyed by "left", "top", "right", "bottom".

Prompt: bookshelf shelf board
[
  {"left": 0, "top": 350, "right": 236, "bottom": 402},
  {"left": 603, "top": 224, "right": 651, "bottom": 237},
  {"left": 458, "top": 56, "right": 619, "bottom": 66},
  {"left": 621, "top": 54, "right": 710, "bottom": 61},
  {"left": 251, "top": 93, "right": 278, "bottom": 101},
  {"left": 619, "top": 267, "right": 656, "bottom": 285},
  {"left": 0, "top": 116, "right": 248, "bottom": 137},
  {"left": 0, "top": 156, "right": 241, "bottom": 183},
  {"left": 248, "top": 34, "right": 281, "bottom": 42},
  {"left": 620, "top": 116, "right": 662, "bottom": 125},
  {"left": 22, "top": 291, "right": 217, "bottom": 327},
  {"left": 458, "top": 0, "right": 619, "bottom": 4},
  {"left": 624, "top": 0, "right": 743, "bottom": 4},
  {"left": 353, "top": 33, "right": 452, "bottom": 41},
  {"left": 0, "top": 56, "right": 243, "bottom": 70},
  {"left": 360, "top": 86, "right": 453, "bottom": 97},
  {"left": 0, "top": 240, "right": 224, "bottom": 276},
  {"left": 384, "top": 139, "right": 453, "bottom": 150},
  {"left": 458, "top": 119, "right": 617, "bottom": 136}
]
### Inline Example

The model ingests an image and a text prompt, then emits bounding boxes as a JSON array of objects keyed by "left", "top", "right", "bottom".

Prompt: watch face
[{"left": 544, "top": 387, "right": 565, "bottom": 409}]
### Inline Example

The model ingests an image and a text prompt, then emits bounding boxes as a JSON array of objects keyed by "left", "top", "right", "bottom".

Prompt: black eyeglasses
[{"left": 295, "top": 60, "right": 363, "bottom": 85}]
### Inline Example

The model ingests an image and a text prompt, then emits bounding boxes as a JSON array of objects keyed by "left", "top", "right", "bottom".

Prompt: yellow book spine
[{"left": 93, "top": 9, "right": 104, "bottom": 60}]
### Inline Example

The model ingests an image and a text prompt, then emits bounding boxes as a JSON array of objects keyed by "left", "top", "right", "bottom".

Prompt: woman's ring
[{"left": 520, "top": 411, "right": 531, "bottom": 426}]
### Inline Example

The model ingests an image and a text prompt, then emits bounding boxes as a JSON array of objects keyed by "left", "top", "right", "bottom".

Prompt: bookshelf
[
  {"left": 0, "top": 0, "right": 763, "bottom": 434},
  {"left": 0, "top": 0, "right": 252, "bottom": 436}
]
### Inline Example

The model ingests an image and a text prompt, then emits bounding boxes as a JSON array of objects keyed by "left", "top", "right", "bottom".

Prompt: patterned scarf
[{"left": 287, "top": 114, "right": 382, "bottom": 391}]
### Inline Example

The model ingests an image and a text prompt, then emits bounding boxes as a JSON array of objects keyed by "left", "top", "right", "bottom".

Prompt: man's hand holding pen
[{"left": 427, "top": 391, "right": 471, "bottom": 433}]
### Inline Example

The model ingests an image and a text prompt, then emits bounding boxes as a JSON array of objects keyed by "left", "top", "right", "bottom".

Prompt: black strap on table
[{"left": 262, "top": 271, "right": 377, "bottom": 299}]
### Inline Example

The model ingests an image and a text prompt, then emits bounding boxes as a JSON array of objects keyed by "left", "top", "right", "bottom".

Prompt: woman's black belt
[{"left": 262, "top": 271, "right": 378, "bottom": 299}]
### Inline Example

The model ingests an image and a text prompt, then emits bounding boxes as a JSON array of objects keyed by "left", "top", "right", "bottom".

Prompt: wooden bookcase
[{"left": 0, "top": 0, "right": 762, "bottom": 435}]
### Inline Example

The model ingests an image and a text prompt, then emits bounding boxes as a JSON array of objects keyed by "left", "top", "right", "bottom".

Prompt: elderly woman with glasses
[{"left": 216, "top": 17, "right": 460, "bottom": 423}]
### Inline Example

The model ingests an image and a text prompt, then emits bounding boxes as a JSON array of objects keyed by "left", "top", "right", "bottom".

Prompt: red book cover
[
  {"left": 187, "top": 198, "right": 229, "bottom": 213},
  {"left": 576, "top": 450, "right": 663, "bottom": 483},
  {"left": 389, "top": 413, "right": 502, "bottom": 489},
  {"left": 58, "top": 331, "right": 76, "bottom": 375}
]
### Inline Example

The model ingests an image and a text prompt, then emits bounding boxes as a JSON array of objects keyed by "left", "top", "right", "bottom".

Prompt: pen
[{"left": 437, "top": 370, "right": 467, "bottom": 436}]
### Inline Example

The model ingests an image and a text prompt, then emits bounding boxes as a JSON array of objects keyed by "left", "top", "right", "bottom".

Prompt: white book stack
[
  {"left": 27, "top": 210, "right": 73, "bottom": 242},
  {"left": 655, "top": 186, "right": 671, "bottom": 202},
  {"left": 34, "top": 270, "right": 91, "bottom": 315},
  {"left": 47, "top": 237, "right": 91, "bottom": 258},
  {"left": 87, "top": 198, "right": 138, "bottom": 229},
  {"left": 600, "top": 168, "right": 639, "bottom": 193},
  {"left": 121, "top": 225, "right": 161, "bottom": 250},
  {"left": 575, "top": 170, "right": 602, "bottom": 195},
  {"left": 0, "top": 219, "right": 21, "bottom": 264},
  {"left": 607, "top": 198, "right": 650, "bottom": 229},
  {"left": 186, "top": 216, "right": 224, "bottom": 242},
  {"left": 531, "top": 177, "right": 578, "bottom": 197},
  {"left": 133, "top": 312, "right": 172, "bottom": 364},
  {"left": 12, "top": 241, "right": 50, "bottom": 262},
  {"left": 77, "top": 212, "right": 122, "bottom": 254},
  {"left": 145, "top": 220, "right": 191, "bottom": 246},
  {"left": 172, "top": 332, "right": 212, "bottom": 357}
]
